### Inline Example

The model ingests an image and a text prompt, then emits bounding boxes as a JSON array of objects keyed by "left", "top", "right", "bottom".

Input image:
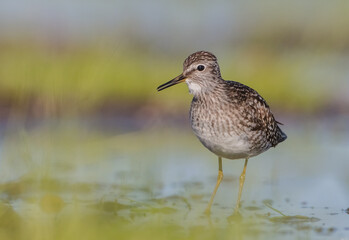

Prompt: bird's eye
[{"left": 197, "top": 65, "right": 205, "bottom": 71}]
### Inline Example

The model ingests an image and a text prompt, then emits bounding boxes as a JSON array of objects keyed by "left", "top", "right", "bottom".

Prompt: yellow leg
[
  {"left": 234, "top": 158, "right": 249, "bottom": 212},
  {"left": 205, "top": 157, "right": 223, "bottom": 214}
]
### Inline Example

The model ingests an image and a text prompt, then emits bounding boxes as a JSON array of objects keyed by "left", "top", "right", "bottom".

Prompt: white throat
[{"left": 185, "top": 79, "right": 202, "bottom": 95}]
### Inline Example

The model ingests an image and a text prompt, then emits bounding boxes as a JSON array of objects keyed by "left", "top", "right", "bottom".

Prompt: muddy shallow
[{"left": 0, "top": 116, "right": 348, "bottom": 239}]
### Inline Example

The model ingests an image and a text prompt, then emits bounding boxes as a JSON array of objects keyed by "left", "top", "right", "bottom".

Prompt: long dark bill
[{"left": 157, "top": 74, "right": 187, "bottom": 91}]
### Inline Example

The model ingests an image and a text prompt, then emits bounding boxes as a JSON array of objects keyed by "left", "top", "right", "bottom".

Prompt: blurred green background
[
  {"left": 0, "top": 1, "right": 349, "bottom": 239},
  {"left": 1, "top": 0, "right": 349, "bottom": 116}
]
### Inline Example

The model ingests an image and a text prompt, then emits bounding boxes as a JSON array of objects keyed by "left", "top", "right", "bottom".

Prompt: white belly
[{"left": 193, "top": 129, "right": 253, "bottom": 160}]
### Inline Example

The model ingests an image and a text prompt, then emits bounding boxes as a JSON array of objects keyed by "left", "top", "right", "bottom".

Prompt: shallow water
[{"left": 0, "top": 116, "right": 348, "bottom": 239}]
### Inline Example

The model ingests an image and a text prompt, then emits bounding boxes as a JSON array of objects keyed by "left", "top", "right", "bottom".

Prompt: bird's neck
[{"left": 186, "top": 77, "right": 225, "bottom": 97}]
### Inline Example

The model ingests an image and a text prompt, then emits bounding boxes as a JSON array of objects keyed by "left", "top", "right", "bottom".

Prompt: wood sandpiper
[{"left": 157, "top": 51, "right": 287, "bottom": 215}]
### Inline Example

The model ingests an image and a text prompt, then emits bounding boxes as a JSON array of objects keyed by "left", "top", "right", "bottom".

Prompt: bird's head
[{"left": 157, "top": 51, "right": 222, "bottom": 95}]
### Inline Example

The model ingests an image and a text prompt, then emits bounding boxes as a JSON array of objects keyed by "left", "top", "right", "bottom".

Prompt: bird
[{"left": 157, "top": 51, "right": 287, "bottom": 215}]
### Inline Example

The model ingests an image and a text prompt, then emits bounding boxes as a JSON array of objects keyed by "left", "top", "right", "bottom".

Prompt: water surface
[{"left": 0, "top": 116, "right": 348, "bottom": 239}]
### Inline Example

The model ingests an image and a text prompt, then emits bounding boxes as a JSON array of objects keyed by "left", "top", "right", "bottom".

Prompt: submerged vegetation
[{"left": 0, "top": 125, "right": 348, "bottom": 239}]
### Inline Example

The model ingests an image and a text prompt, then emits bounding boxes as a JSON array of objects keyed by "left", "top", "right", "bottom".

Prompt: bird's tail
[{"left": 276, "top": 126, "right": 287, "bottom": 143}]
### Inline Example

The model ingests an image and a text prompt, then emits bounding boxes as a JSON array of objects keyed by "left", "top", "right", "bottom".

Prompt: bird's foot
[
  {"left": 228, "top": 209, "right": 243, "bottom": 222},
  {"left": 204, "top": 208, "right": 211, "bottom": 216}
]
